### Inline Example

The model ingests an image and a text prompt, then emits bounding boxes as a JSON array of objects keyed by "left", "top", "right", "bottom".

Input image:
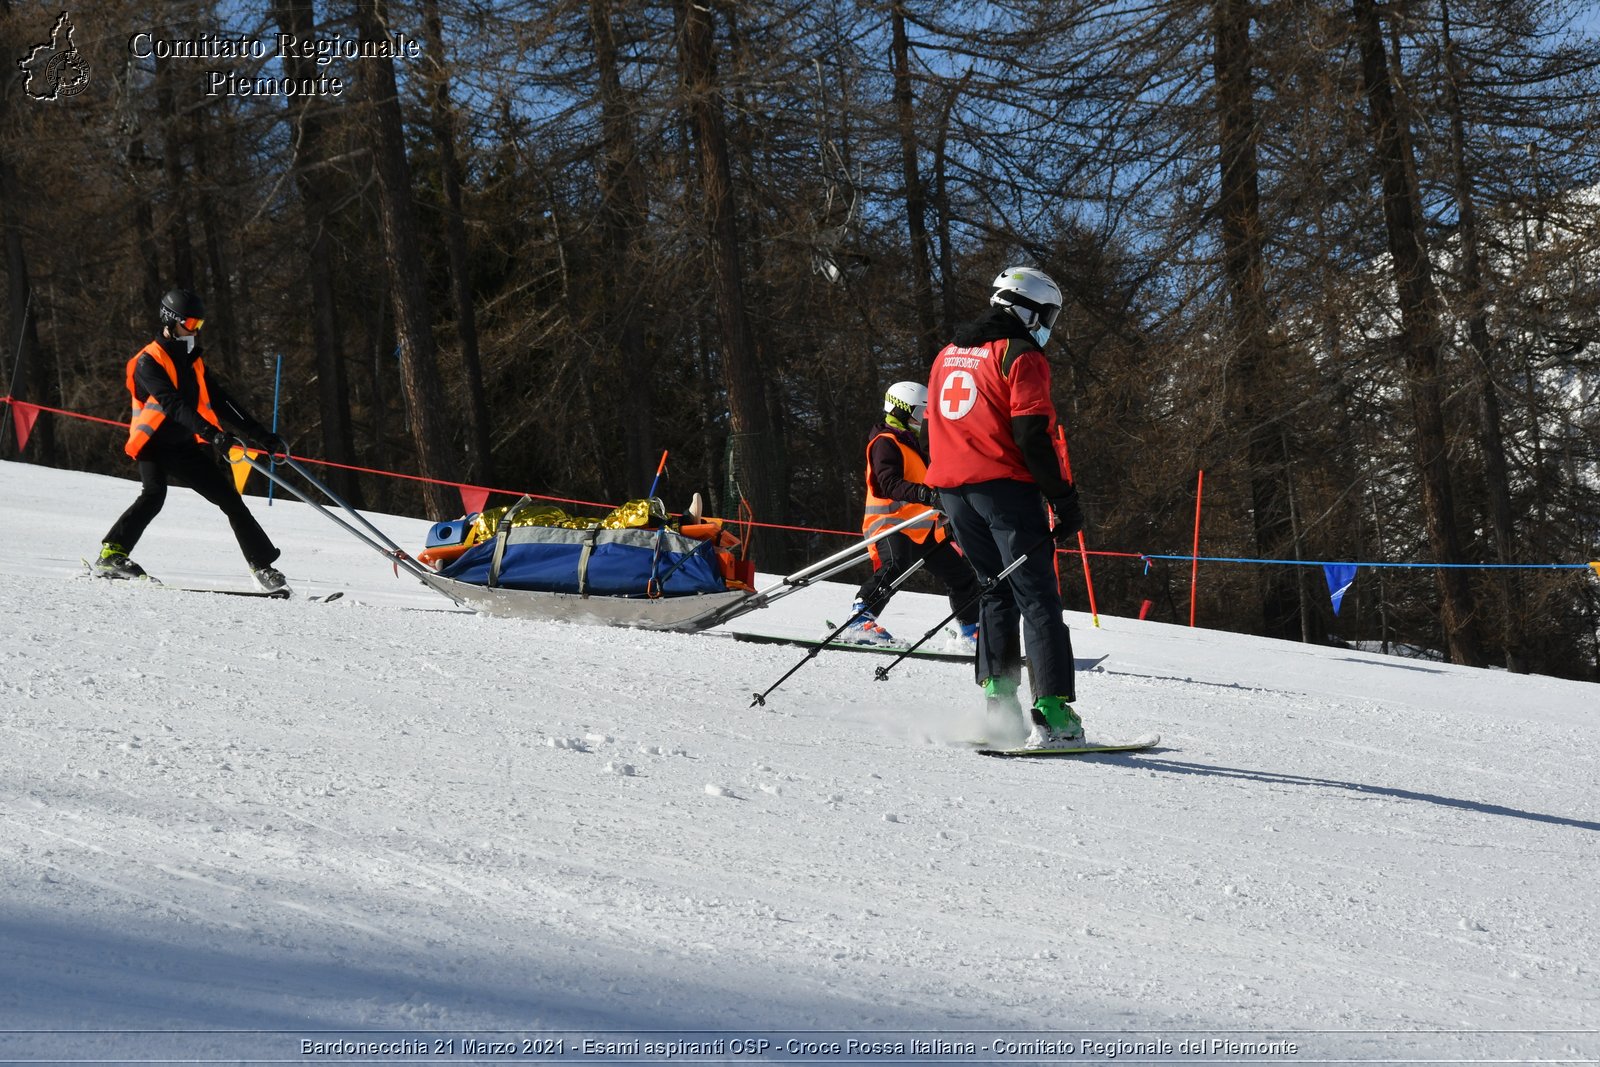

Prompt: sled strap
[
  {"left": 576, "top": 527, "right": 602, "bottom": 597},
  {"left": 488, "top": 495, "right": 534, "bottom": 589}
]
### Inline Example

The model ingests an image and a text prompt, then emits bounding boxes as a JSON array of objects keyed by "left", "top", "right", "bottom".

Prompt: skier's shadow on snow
[{"left": 1133, "top": 758, "right": 1600, "bottom": 833}]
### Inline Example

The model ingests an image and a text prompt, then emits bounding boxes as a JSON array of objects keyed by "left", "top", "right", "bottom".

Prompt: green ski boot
[
  {"left": 1026, "top": 695, "right": 1084, "bottom": 749},
  {"left": 92, "top": 542, "right": 147, "bottom": 580}
]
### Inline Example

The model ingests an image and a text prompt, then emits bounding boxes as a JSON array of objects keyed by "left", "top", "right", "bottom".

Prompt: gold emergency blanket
[{"left": 466, "top": 498, "right": 666, "bottom": 547}]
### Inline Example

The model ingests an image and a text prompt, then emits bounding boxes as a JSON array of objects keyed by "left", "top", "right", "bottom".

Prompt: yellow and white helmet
[{"left": 884, "top": 381, "right": 929, "bottom": 430}]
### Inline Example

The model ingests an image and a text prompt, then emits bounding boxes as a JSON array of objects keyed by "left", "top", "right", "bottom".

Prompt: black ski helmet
[{"left": 159, "top": 288, "right": 205, "bottom": 328}]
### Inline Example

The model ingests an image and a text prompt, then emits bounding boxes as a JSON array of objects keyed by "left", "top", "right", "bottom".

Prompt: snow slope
[{"left": 1, "top": 458, "right": 1597, "bottom": 1064}]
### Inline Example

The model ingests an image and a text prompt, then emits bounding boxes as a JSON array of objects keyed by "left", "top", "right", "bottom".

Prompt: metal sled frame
[{"left": 241, "top": 453, "right": 933, "bottom": 635}]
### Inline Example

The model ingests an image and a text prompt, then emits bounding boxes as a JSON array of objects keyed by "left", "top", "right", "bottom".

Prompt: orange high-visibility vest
[
  {"left": 861, "top": 431, "right": 946, "bottom": 565},
  {"left": 124, "top": 340, "right": 222, "bottom": 459}
]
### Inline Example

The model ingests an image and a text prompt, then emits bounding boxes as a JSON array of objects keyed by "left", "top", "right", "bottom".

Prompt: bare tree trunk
[
  {"left": 1213, "top": 0, "right": 1300, "bottom": 640},
  {"left": 420, "top": 0, "right": 492, "bottom": 486},
  {"left": 1354, "top": 0, "right": 1482, "bottom": 666},
  {"left": 1440, "top": 0, "right": 1522, "bottom": 671},
  {"left": 153, "top": 50, "right": 195, "bottom": 289},
  {"left": 890, "top": 0, "right": 939, "bottom": 367},
  {"left": 0, "top": 146, "right": 55, "bottom": 463},
  {"left": 589, "top": 0, "right": 654, "bottom": 495},
  {"left": 931, "top": 73, "right": 969, "bottom": 340},
  {"left": 127, "top": 138, "right": 163, "bottom": 309},
  {"left": 356, "top": 0, "right": 459, "bottom": 518},
  {"left": 273, "top": 0, "right": 361, "bottom": 502},
  {"left": 675, "top": 0, "right": 785, "bottom": 530}
]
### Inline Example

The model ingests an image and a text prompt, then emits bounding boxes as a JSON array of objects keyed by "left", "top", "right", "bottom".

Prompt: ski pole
[
  {"left": 870, "top": 537, "right": 1056, "bottom": 681},
  {"left": 749, "top": 558, "right": 927, "bottom": 708}
]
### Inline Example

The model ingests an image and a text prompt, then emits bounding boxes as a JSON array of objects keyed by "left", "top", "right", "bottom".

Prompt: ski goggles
[
  {"left": 180, "top": 316, "right": 205, "bottom": 332},
  {"left": 1006, "top": 294, "right": 1061, "bottom": 331}
]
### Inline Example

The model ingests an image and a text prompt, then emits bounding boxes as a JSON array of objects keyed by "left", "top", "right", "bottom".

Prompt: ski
[
  {"left": 152, "top": 585, "right": 343, "bottom": 603},
  {"left": 978, "top": 733, "right": 1161, "bottom": 758},
  {"left": 81, "top": 563, "right": 340, "bottom": 602},
  {"left": 731, "top": 629, "right": 972, "bottom": 662},
  {"left": 728, "top": 630, "right": 1107, "bottom": 671}
]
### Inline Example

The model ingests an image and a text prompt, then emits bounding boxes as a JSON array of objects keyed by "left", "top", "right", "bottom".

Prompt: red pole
[
  {"left": 1054, "top": 427, "right": 1101, "bottom": 627},
  {"left": 1190, "top": 469, "right": 1205, "bottom": 627}
]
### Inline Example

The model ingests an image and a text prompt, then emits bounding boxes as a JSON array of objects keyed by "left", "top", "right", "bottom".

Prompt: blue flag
[{"left": 1324, "top": 564, "right": 1357, "bottom": 616}]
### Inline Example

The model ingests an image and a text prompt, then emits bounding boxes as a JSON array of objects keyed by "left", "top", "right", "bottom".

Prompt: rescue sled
[
  {"left": 409, "top": 494, "right": 754, "bottom": 632},
  {"left": 240, "top": 453, "right": 934, "bottom": 634}
]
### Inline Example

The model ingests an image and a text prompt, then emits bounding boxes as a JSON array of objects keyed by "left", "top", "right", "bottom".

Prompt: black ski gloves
[
  {"left": 1011, "top": 415, "right": 1075, "bottom": 500},
  {"left": 1050, "top": 487, "right": 1085, "bottom": 545},
  {"left": 206, "top": 428, "right": 240, "bottom": 452}
]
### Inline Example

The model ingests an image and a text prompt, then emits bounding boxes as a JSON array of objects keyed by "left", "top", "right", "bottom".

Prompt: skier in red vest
[
  {"left": 925, "top": 267, "right": 1086, "bottom": 748},
  {"left": 93, "top": 288, "right": 290, "bottom": 591},
  {"left": 844, "top": 381, "right": 982, "bottom": 647}
]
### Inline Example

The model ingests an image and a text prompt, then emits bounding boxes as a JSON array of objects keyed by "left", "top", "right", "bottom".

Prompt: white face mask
[{"left": 177, "top": 333, "right": 197, "bottom": 354}]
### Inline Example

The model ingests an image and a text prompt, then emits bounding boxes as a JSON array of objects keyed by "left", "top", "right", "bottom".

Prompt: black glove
[
  {"left": 913, "top": 483, "right": 942, "bottom": 511},
  {"left": 259, "top": 432, "right": 289, "bottom": 456},
  {"left": 1050, "top": 489, "right": 1085, "bottom": 545},
  {"left": 206, "top": 428, "right": 240, "bottom": 452}
]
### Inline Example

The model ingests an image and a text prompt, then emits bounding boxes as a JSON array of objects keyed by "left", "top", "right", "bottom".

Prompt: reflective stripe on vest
[
  {"left": 124, "top": 340, "right": 222, "bottom": 459},
  {"left": 860, "top": 432, "right": 944, "bottom": 545}
]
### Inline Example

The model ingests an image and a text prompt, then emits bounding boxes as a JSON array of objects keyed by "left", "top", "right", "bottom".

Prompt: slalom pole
[
  {"left": 1190, "top": 469, "right": 1205, "bottom": 627},
  {"left": 646, "top": 450, "right": 668, "bottom": 501},
  {"left": 750, "top": 559, "right": 926, "bottom": 707},
  {"left": 872, "top": 545, "right": 1036, "bottom": 683},
  {"left": 1055, "top": 426, "right": 1099, "bottom": 627},
  {"left": 267, "top": 353, "right": 283, "bottom": 505}
]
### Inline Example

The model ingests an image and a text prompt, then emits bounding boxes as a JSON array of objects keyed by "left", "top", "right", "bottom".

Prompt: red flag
[
  {"left": 11, "top": 402, "right": 40, "bottom": 452},
  {"left": 459, "top": 485, "right": 490, "bottom": 516}
]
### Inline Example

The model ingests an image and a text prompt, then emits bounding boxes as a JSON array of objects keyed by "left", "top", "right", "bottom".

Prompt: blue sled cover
[{"left": 440, "top": 525, "right": 726, "bottom": 598}]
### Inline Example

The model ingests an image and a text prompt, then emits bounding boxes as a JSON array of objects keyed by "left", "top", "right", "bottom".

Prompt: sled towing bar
[
  {"left": 698, "top": 508, "right": 941, "bottom": 629},
  {"left": 237, "top": 450, "right": 440, "bottom": 587}
]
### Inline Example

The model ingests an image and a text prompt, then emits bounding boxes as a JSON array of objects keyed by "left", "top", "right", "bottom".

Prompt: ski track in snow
[{"left": 1, "top": 459, "right": 1598, "bottom": 1062}]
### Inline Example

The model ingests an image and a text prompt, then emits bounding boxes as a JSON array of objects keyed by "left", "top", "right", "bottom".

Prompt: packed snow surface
[{"left": 1, "top": 458, "right": 1597, "bottom": 1063}]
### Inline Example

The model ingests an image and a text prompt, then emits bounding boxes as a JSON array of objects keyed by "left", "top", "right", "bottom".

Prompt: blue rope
[{"left": 1141, "top": 553, "right": 1594, "bottom": 571}]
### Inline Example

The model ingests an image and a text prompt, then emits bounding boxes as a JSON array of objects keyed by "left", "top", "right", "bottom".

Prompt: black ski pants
[
  {"left": 938, "top": 478, "right": 1075, "bottom": 701},
  {"left": 103, "top": 440, "right": 280, "bottom": 569},
  {"left": 854, "top": 530, "right": 981, "bottom": 626}
]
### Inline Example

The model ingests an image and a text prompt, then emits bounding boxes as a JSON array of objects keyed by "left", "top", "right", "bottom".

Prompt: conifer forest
[{"left": 3, "top": 0, "right": 1599, "bottom": 677}]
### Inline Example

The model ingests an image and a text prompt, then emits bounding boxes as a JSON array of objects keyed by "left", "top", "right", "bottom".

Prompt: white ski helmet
[
  {"left": 884, "top": 381, "right": 929, "bottom": 429},
  {"left": 990, "top": 266, "right": 1063, "bottom": 347}
]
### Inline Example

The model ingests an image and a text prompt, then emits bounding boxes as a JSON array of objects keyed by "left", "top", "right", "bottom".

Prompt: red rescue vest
[
  {"left": 925, "top": 335, "right": 1057, "bottom": 488},
  {"left": 124, "top": 340, "right": 222, "bottom": 459}
]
